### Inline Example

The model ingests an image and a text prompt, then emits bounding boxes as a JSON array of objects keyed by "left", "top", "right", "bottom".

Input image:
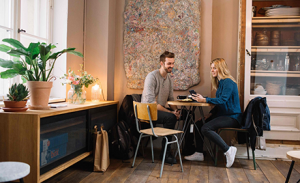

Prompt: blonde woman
[{"left": 184, "top": 58, "right": 242, "bottom": 168}]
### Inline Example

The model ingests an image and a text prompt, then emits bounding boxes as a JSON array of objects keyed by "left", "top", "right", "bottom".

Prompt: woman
[{"left": 184, "top": 58, "right": 242, "bottom": 168}]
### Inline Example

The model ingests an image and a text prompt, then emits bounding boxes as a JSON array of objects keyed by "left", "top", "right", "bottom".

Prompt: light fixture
[{"left": 91, "top": 83, "right": 102, "bottom": 102}]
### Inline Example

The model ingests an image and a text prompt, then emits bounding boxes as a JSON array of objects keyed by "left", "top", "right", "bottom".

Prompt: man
[{"left": 141, "top": 51, "right": 180, "bottom": 164}]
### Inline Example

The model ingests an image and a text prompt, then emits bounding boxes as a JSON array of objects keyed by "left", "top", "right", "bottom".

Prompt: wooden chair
[
  {"left": 131, "top": 101, "right": 183, "bottom": 178},
  {"left": 214, "top": 128, "right": 256, "bottom": 170}
]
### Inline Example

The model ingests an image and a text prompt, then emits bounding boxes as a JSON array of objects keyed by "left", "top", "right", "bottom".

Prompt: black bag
[{"left": 109, "top": 120, "right": 134, "bottom": 160}]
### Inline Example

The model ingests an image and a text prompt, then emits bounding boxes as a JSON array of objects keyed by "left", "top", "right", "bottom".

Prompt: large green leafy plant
[{"left": 0, "top": 38, "right": 83, "bottom": 81}]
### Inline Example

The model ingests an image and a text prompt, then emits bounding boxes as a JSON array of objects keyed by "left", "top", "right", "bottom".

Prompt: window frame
[{"left": 0, "top": 0, "right": 53, "bottom": 101}]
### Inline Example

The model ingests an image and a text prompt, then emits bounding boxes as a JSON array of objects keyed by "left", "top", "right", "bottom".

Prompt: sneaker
[
  {"left": 224, "top": 146, "right": 237, "bottom": 168},
  {"left": 184, "top": 152, "right": 204, "bottom": 161}
]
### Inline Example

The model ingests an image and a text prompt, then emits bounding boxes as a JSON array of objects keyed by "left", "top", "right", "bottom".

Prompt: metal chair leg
[
  {"left": 174, "top": 135, "right": 183, "bottom": 172},
  {"left": 285, "top": 161, "right": 295, "bottom": 183},
  {"left": 215, "top": 146, "right": 219, "bottom": 166},
  {"left": 150, "top": 136, "right": 154, "bottom": 163},
  {"left": 252, "top": 149, "right": 256, "bottom": 170},
  {"left": 245, "top": 133, "right": 250, "bottom": 160},
  {"left": 132, "top": 133, "right": 143, "bottom": 168},
  {"left": 215, "top": 129, "right": 222, "bottom": 166},
  {"left": 160, "top": 137, "right": 168, "bottom": 178}
]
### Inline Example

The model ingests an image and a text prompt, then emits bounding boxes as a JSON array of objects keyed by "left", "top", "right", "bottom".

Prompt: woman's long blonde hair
[{"left": 210, "top": 58, "right": 236, "bottom": 90}]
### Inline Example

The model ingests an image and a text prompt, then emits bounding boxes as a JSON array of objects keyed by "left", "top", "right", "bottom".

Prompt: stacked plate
[{"left": 266, "top": 7, "right": 300, "bottom": 17}]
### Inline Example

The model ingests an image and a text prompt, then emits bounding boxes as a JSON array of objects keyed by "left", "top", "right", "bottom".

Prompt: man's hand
[{"left": 172, "top": 109, "right": 180, "bottom": 119}]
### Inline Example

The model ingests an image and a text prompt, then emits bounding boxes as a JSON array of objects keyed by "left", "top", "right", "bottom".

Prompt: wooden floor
[{"left": 43, "top": 150, "right": 300, "bottom": 183}]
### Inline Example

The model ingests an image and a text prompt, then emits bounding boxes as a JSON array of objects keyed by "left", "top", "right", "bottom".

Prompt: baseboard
[{"left": 234, "top": 143, "right": 300, "bottom": 160}]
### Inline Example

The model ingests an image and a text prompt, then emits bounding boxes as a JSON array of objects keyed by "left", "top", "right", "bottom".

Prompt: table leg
[
  {"left": 20, "top": 178, "right": 24, "bottom": 183},
  {"left": 196, "top": 106, "right": 215, "bottom": 163},
  {"left": 285, "top": 160, "right": 295, "bottom": 183}
]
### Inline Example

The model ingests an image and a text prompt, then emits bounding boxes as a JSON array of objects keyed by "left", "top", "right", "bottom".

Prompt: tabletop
[
  {"left": 167, "top": 100, "right": 214, "bottom": 107},
  {"left": 287, "top": 151, "right": 300, "bottom": 162}
]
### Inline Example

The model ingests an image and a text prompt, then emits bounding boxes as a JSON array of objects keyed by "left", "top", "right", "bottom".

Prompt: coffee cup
[{"left": 177, "top": 95, "right": 187, "bottom": 99}]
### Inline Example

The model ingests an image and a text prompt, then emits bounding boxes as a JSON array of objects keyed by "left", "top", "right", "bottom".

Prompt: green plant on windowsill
[
  {"left": 4, "top": 83, "right": 29, "bottom": 109},
  {"left": 7, "top": 83, "right": 29, "bottom": 101},
  {"left": 0, "top": 38, "right": 83, "bottom": 81},
  {"left": 0, "top": 38, "right": 83, "bottom": 110}
]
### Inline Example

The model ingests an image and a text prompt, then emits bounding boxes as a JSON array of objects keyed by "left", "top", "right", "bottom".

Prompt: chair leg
[
  {"left": 215, "top": 129, "right": 222, "bottom": 166},
  {"left": 252, "top": 149, "right": 256, "bottom": 170},
  {"left": 150, "top": 136, "right": 154, "bottom": 163},
  {"left": 245, "top": 133, "right": 250, "bottom": 160},
  {"left": 215, "top": 146, "right": 219, "bottom": 166},
  {"left": 132, "top": 133, "right": 143, "bottom": 168},
  {"left": 174, "top": 135, "right": 183, "bottom": 172},
  {"left": 160, "top": 137, "right": 168, "bottom": 178}
]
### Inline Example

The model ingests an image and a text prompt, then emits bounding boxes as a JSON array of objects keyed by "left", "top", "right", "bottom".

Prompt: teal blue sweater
[{"left": 206, "top": 78, "right": 242, "bottom": 124}]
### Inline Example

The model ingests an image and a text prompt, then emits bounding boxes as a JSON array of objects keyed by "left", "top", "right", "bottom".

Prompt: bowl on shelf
[
  {"left": 266, "top": 81, "right": 282, "bottom": 95},
  {"left": 256, "top": 40, "right": 269, "bottom": 46}
]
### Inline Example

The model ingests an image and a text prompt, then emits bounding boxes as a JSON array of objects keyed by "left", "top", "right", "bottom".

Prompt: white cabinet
[{"left": 244, "top": 0, "right": 300, "bottom": 140}]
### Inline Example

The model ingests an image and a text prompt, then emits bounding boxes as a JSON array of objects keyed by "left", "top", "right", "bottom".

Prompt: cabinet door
[
  {"left": 244, "top": 0, "right": 300, "bottom": 140},
  {"left": 40, "top": 111, "right": 87, "bottom": 174},
  {"left": 88, "top": 104, "right": 117, "bottom": 151}
]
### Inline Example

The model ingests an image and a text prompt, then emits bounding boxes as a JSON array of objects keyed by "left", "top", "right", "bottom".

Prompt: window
[{"left": 0, "top": 0, "right": 52, "bottom": 99}]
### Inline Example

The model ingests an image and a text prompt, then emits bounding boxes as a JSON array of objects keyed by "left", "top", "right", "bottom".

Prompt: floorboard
[
  {"left": 256, "top": 160, "right": 286, "bottom": 183},
  {"left": 271, "top": 160, "right": 300, "bottom": 183},
  {"left": 239, "top": 159, "right": 269, "bottom": 183},
  {"left": 42, "top": 149, "right": 300, "bottom": 183}
]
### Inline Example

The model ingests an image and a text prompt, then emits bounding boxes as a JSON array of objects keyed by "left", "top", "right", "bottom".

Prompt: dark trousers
[
  {"left": 195, "top": 116, "right": 240, "bottom": 153},
  {"left": 156, "top": 110, "right": 177, "bottom": 151}
]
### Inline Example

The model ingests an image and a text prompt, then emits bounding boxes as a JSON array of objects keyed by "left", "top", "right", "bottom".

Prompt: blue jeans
[{"left": 195, "top": 116, "right": 240, "bottom": 153}]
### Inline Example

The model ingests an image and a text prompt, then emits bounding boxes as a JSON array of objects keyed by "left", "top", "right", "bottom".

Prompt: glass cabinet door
[{"left": 250, "top": 1, "right": 300, "bottom": 96}]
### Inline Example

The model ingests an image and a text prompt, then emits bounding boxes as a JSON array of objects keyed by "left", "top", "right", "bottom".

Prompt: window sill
[{"left": 0, "top": 98, "right": 65, "bottom": 108}]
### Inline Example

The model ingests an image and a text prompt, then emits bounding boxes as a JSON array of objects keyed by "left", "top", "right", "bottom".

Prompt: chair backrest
[
  {"left": 133, "top": 101, "right": 157, "bottom": 137},
  {"left": 133, "top": 101, "right": 157, "bottom": 121}
]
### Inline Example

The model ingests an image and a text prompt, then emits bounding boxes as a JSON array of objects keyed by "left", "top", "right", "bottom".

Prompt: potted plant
[
  {"left": 3, "top": 83, "right": 29, "bottom": 112},
  {"left": 0, "top": 38, "right": 83, "bottom": 110},
  {"left": 61, "top": 64, "right": 97, "bottom": 104}
]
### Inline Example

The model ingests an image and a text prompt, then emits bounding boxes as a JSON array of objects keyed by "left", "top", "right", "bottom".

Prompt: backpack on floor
[{"left": 109, "top": 120, "right": 134, "bottom": 160}]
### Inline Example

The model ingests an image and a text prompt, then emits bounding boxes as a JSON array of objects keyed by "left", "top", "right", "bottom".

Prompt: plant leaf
[
  {"left": 12, "top": 63, "right": 27, "bottom": 75},
  {"left": 27, "top": 42, "right": 40, "bottom": 59},
  {"left": 0, "top": 44, "right": 12, "bottom": 52},
  {"left": 7, "top": 48, "right": 29, "bottom": 57},
  {"left": 0, "top": 58, "right": 14, "bottom": 68},
  {"left": 2, "top": 38, "right": 27, "bottom": 50},
  {"left": 0, "top": 69, "right": 19, "bottom": 78},
  {"left": 67, "top": 50, "right": 84, "bottom": 57}
]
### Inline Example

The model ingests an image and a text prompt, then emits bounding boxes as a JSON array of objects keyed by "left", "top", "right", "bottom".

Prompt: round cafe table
[
  {"left": 167, "top": 100, "right": 215, "bottom": 163},
  {"left": 0, "top": 162, "right": 30, "bottom": 183}
]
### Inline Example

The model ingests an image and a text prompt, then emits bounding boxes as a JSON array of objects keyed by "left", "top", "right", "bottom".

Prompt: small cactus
[{"left": 7, "top": 83, "right": 29, "bottom": 101}]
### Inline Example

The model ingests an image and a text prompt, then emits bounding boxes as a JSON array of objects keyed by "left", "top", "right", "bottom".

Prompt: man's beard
[{"left": 163, "top": 66, "right": 173, "bottom": 73}]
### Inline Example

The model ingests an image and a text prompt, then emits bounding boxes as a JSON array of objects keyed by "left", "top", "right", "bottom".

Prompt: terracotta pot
[
  {"left": 4, "top": 100, "right": 27, "bottom": 108},
  {"left": 27, "top": 81, "right": 53, "bottom": 110}
]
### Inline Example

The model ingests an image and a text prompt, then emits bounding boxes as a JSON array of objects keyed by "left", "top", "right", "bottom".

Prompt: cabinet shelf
[
  {"left": 252, "top": 46, "right": 300, "bottom": 52},
  {"left": 252, "top": 16, "right": 300, "bottom": 24},
  {"left": 251, "top": 70, "right": 300, "bottom": 77}
]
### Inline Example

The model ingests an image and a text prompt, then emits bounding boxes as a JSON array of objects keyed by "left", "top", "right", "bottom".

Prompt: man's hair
[{"left": 160, "top": 51, "right": 175, "bottom": 63}]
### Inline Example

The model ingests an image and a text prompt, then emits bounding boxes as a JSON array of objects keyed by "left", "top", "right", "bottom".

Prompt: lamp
[{"left": 91, "top": 83, "right": 102, "bottom": 102}]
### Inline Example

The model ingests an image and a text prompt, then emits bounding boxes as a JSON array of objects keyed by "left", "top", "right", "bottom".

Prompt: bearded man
[{"left": 141, "top": 51, "right": 180, "bottom": 164}]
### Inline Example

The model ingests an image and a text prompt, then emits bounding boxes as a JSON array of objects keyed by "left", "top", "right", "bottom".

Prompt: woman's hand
[{"left": 192, "top": 93, "right": 206, "bottom": 103}]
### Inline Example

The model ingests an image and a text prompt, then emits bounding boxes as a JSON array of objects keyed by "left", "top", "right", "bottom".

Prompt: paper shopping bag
[{"left": 93, "top": 125, "right": 110, "bottom": 172}]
